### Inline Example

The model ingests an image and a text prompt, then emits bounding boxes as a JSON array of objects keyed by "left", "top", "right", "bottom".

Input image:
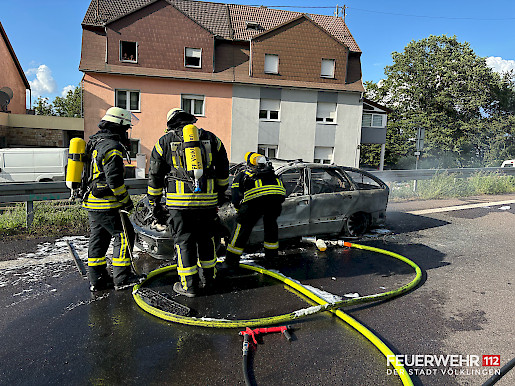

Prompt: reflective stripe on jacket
[
  {"left": 82, "top": 133, "right": 130, "bottom": 211},
  {"left": 147, "top": 128, "right": 229, "bottom": 210}
]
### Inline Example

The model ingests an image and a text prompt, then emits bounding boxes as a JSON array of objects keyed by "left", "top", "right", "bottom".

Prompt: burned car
[{"left": 131, "top": 160, "right": 389, "bottom": 259}]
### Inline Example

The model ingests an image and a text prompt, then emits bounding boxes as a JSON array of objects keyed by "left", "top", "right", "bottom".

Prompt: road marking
[{"left": 407, "top": 199, "right": 515, "bottom": 215}]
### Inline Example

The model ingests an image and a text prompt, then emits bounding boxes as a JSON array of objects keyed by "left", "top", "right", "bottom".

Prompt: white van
[
  {"left": 501, "top": 160, "right": 515, "bottom": 168},
  {"left": 0, "top": 148, "right": 69, "bottom": 183}
]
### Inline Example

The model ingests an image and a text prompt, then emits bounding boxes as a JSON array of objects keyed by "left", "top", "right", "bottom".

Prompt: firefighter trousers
[
  {"left": 168, "top": 209, "right": 218, "bottom": 290},
  {"left": 87, "top": 210, "right": 135, "bottom": 286},
  {"left": 225, "top": 200, "right": 283, "bottom": 265}
]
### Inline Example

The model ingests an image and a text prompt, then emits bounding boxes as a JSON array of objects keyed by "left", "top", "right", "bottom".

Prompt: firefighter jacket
[
  {"left": 147, "top": 128, "right": 229, "bottom": 209},
  {"left": 82, "top": 131, "right": 132, "bottom": 211},
  {"left": 231, "top": 165, "right": 286, "bottom": 209}
]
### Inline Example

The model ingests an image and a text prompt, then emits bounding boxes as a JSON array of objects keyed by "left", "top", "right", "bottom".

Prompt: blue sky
[{"left": 1, "top": 0, "right": 514, "bottom": 107}]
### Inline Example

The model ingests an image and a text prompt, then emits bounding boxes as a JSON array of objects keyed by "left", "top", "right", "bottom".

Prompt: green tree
[
  {"left": 33, "top": 96, "right": 54, "bottom": 116},
  {"left": 33, "top": 85, "right": 82, "bottom": 118},
  {"left": 362, "top": 35, "right": 515, "bottom": 168}
]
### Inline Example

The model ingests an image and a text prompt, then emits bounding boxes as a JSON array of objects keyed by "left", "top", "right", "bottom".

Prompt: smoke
[{"left": 26, "top": 64, "right": 57, "bottom": 96}]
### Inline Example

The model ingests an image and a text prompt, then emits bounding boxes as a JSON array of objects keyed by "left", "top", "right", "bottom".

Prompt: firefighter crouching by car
[
  {"left": 147, "top": 108, "right": 229, "bottom": 297},
  {"left": 223, "top": 152, "right": 286, "bottom": 270},
  {"left": 82, "top": 107, "right": 146, "bottom": 292}
]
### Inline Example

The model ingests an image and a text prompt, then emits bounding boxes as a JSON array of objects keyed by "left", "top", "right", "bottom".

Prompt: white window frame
[
  {"left": 316, "top": 102, "right": 337, "bottom": 124},
  {"left": 264, "top": 54, "right": 279, "bottom": 74},
  {"left": 321, "top": 58, "right": 335, "bottom": 78},
  {"left": 120, "top": 41, "right": 138, "bottom": 63},
  {"left": 184, "top": 47, "right": 202, "bottom": 68},
  {"left": 259, "top": 99, "right": 280, "bottom": 121},
  {"left": 362, "top": 113, "right": 385, "bottom": 128},
  {"left": 258, "top": 145, "right": 278, "bottom": 159},
  {"left": 314, "top": 146, "right": 333, "bottom": 164},
  {"left": 115, "top": 89, "right": 140, "bottom": 112},
  {"left": 181, "top": 94, "right": 205, "bottom": 116}
]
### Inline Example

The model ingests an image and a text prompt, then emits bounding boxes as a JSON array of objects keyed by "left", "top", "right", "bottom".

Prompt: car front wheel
[{"left": 343, "top": 212, "right": 369, "bottom": 237}]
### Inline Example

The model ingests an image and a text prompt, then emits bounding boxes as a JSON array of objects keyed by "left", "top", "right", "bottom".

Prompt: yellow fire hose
[{"left": 133, "top": 242, "right": 422, "bottom": 386}]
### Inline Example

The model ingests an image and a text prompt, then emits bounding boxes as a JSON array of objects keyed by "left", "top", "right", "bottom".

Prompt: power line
[{"left": 246, "top": 4, "right": 515, "bottom": 20}]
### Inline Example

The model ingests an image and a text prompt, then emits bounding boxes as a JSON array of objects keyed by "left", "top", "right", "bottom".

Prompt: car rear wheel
[{"left": 343, "top": 212, "right": 369, "bottom": 237}]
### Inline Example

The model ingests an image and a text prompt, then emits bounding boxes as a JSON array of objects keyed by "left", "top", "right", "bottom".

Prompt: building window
[
  {"left": 258, "top": 145, "right": 277, "bottom": 159},
  {"left": 316, "top": 102, "right": 337, "bottom": 123},
  {"left": 314, "top": 146, "right": 333, "bottom": 164},
  {"left": 115, "top": 89, "right": 140, "bottom": 111},
  {"left": 120, "top": 41, "right": 137, "bottom": 62},
  {"left": 264, "top": 54, "right": 279, "bottom": 74},
  {"left": 128, "top": 139, "right": 140, "bottom": 158},
  {"left": 362, "top": 113, "right": 384, "bottom": 127},
  {"left": 181, "top": 94, "right": 205, "bottom": 116},
  {"left": 185, "top": 47, "right": 202, "bottom": 68},
  {"left": 259, "top": 99, "right": 280, "bottom": 121},
  {"left": 321, "top": 59, "right": 335, "bottom": 78}
]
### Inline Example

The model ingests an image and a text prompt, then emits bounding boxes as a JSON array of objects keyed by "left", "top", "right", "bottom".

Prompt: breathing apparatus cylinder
[
  {"left": 182, "top": 124, "right": 204, "bottom": 192},
  {"left": 66, "top": 137, "right": 87, "bottom": 194}
]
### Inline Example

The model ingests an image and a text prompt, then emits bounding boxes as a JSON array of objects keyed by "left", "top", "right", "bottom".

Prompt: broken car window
[
  {"left": 280, "top": 168, "right": 305, "bottom": 197},
  {"left": 310, "top": 168, "right": 351, "bottom": 194}
]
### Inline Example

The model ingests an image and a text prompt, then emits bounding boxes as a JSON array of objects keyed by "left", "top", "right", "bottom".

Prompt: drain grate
[{"left": 136, "top": 287, "right": 190, "bottom": 316}]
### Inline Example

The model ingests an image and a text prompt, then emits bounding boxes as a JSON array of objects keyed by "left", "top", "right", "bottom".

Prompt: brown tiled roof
[
  {"left": 228, "top": 5, "right": 360, "bottom": 52},
  {"left": 82, "top": 0, "right": 359, "bottom": 52}
]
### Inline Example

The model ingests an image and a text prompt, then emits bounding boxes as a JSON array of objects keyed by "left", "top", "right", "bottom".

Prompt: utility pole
[{"left": 334, "top": 4, "right": 347, "bottom": 23}]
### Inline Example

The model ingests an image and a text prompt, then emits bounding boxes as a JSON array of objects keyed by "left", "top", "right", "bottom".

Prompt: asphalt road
[{"left": 0, "top": 194, "right": 514, "bottom": 386}]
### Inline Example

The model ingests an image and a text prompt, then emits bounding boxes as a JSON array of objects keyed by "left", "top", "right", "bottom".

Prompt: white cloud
[
  {"left": 486, "top": 56, "right": 515, "bottom": 75},
  {"left": 26, "top": 65, "right": 57, "bottom": 96},
  {"left": 61, "top": 85, "right": 75, "bottom": 97}
]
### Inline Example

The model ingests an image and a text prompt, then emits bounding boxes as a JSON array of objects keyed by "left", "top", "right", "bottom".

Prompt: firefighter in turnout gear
[
  {"left": 224, "top": 152, "right": 286, "bottom": 269},
  {"left": 83, "top": 107, "right": 145, "bottom": 292},
  {"left": 147, "top": 108, "right": 229, "bottom": 297}
]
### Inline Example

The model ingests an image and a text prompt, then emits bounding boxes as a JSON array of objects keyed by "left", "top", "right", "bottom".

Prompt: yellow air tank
[
  {"left": 182, "top": 124, "right": 204, "bottom": 192},
  {"left": 66, "top": 137, "right": 86, "bottom": 191}
]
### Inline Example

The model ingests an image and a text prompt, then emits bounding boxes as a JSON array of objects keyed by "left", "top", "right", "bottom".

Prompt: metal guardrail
[
  {"left": 1, "top": 168, "right": 515, "bottom": 226},
  {"left": 0, "top": 178, "right": 148, "bottom": 227}
]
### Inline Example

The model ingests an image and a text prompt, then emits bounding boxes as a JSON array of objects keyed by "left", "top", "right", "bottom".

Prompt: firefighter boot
[
  {"left": 88, "top": 265, "right": 114, "bottom": 292},
  {"left": 173, "top": 275, "right": 199, "bottom": 298}
]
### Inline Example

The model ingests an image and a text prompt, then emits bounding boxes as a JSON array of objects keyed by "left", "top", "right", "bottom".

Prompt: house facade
[
  {"left": 0, "top": 21, "right": 30, "bottom": 115},
  {"left": 80, "top": 0, "right": 365, "bottom": 166}
]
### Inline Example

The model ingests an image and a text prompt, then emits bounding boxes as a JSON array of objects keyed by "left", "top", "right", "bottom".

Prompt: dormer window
[
  {"left": 245, "top": 21, "right": 261, "bottom": 30},
  {"left": 185, "top": 47, "right": 202, "bottom": 68},
  {"left": 264, "top": 54, "right": 279, "bottom": 74},
  {"left": 321, "top": 58, "right": 335, "bottom": 78},
  {"left": 120, "top": 41, "right": 137, "bottom": 62}
]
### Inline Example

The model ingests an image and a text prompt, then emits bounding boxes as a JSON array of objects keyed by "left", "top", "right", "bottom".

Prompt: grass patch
[
  {"left": 390, "top": 171, "right": 515, "bottom": 200},
  {"left": 0, "top": 201, "right": 89, "bottom": 238},
  {"left": 0, "top": 195, "right": 146, "bottom": 239}
]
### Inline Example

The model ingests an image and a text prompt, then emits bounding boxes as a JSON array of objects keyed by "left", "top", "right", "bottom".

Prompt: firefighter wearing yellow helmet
[
  {"left": 221, "top": 152, "right": 286, "bottom": 274},
  {"left": 83, "top": 106, "right": 145, "bottom": 292},
  {"left": 147, "top": 108, "right": 229, "bottom": 297}
]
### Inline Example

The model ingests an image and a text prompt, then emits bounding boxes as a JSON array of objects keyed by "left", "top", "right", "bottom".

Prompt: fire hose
[
  {"left": 133, "top": 242, "right": 422, "bottom": 386},
  {"left": 239, "top": 326, "right": 292, "bottom": 386}
]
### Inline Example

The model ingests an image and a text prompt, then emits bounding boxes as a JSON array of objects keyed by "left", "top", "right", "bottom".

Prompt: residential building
[
  {"left": 80, "top": 0, "right": 365, "bottom": 167},
  {"left": 0, "top": 21, "right": 83, "bottom": 148},
  {"left": 361, "top": 97, "right": 391, "bottom": 170},
  {"left": 0, "top": 21, "right": 30, "bottom": 115}
]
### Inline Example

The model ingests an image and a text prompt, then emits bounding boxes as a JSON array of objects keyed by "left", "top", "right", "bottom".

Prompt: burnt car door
[
  {"left": 248, "top": 166, "right": 310, "bottom": 243},
  {"left": 307, "top": 166, "right": 358, "bottom": 236}
]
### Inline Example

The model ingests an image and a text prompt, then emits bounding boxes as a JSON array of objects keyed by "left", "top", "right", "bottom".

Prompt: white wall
[
  {"left": 231, "top": 85, "right": 260, "bottom": 163},
  {"left": 333, "top": 92, "right": 362, "bottom": 167},
  {"left": 230, "top": 85, "right": 362, "bottom": 166}
]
